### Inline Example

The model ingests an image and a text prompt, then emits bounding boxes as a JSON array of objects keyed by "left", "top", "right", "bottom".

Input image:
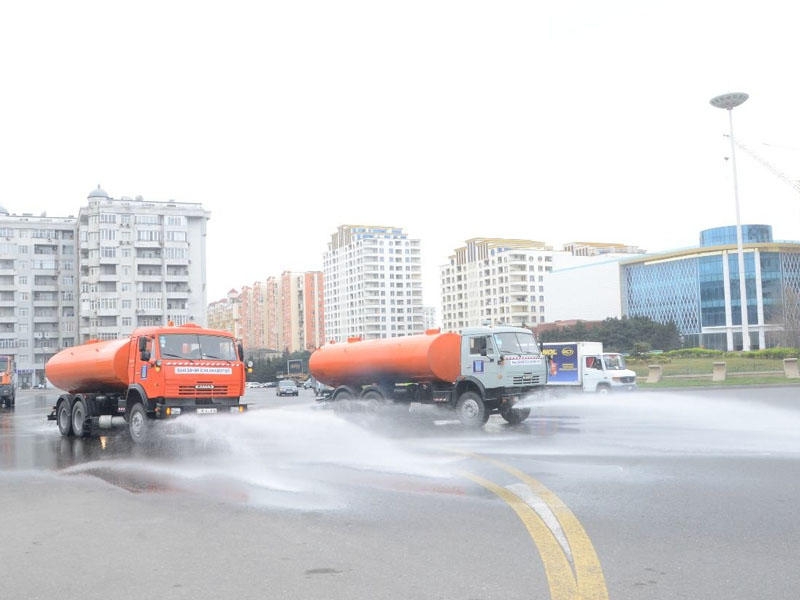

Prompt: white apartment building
[
  {"left": 323, "top": 225, "right": 424, "bottom": 341},
  {"left": 440, "top": 238, "right": 554, "bottom": 331},
  {"left": 78, "top": 186, "right": 209, "bottom": 342},
  {"left": 0, "top": 209, "right": 79, "bottom": 388}
]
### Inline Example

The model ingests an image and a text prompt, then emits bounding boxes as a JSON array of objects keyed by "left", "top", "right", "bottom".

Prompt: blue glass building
[{"left": 621, "top": 225, "right": 800, "bottom": 350}]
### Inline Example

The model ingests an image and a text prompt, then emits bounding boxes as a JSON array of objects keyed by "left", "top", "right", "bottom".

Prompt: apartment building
[
  {"left": 440, "top": 238, "right": 553, "bottom": 330},
  {"left": 297, "top": 271, "right": 325, "bottom": 351},
  {"left": 78, "top": 186, "right": 210, "bottom": 342},
  {"left": 323, "top": 225, "right": 424, "bottom": 342},
  {"left": 210, "top": 272, "right": 324, "bottom": 355},
  {"left": 0, "top": 209, "right": 79, "bottom": 388},
  {"left": 207, "top": 289, "right": 241, "bottom": 339}
]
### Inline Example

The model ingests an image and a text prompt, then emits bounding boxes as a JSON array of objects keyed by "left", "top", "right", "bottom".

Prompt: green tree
[{"left": 537, "top": 317, "right": 681, "bottom": 353}]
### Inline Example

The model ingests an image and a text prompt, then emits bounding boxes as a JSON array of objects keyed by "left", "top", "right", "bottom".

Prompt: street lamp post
[{"left": 710, "top": 92, "right": 750, "bottom": 351}]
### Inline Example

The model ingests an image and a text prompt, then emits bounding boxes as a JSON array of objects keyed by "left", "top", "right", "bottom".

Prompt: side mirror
[
  {"left": 237, "top": 342, "right": 245, "bottom": 361},
  {"left": 140, "top": 350, "right": 151, "bottom": 362},
  {"left": 138, "top": 337, "right": 148, "bottom": 352}
]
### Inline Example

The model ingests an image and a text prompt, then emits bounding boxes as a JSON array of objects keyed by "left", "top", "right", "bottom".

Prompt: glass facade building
[{"left": 621, "top": 225, "right": 800, "bottom": 351}]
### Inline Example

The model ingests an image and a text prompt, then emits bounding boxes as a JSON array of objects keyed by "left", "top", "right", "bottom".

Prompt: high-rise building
[
  {"left": 440, "top": 238, "right": 553, "bottom": 330},
  {"left": 0, "top": 208, "right": 79, "bottom": 388},
  {"left": 323, "top": 225, "right": 424, "bottom": 341},
  {"left": 299, "top": 271, "right": 325, "bottom": 351},
  {"left": 278, "top": 271, "right": 324, "bottom": 352},
  {"left": 78, "top": 186, "right": 209, "bottom": 342}
]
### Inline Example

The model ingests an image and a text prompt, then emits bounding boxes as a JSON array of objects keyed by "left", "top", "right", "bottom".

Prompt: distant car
[{"left": 276, "top": 379, "right": 299, "bottom": 396}]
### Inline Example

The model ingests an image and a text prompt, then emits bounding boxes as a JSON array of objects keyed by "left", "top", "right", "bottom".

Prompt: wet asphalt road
[{"left": 2, "top": 386, "right": 800, "bottom": 599}]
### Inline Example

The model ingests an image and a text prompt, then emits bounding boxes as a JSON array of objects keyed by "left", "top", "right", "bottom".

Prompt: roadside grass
[{"left": 627, "top": 356, "right": 800, "bottom": 388}]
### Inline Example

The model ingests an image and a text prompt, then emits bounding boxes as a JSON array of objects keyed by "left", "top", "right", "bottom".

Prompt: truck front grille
[{"left": 178, "top": 385, "right": 229, "bottom": 397}]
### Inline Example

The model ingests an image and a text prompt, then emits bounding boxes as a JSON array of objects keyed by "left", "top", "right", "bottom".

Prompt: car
[{"left": 276, "top": 379, "right": 299, "bottom": 396}]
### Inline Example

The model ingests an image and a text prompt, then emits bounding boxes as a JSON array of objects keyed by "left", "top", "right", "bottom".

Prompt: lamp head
[{"left": 710, "top": 93, "right": 749, "bottom": 110}]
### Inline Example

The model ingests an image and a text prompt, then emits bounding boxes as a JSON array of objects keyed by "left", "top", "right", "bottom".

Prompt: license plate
[{"left": 197, "top": 408, "right": 218, "bottom": 414}]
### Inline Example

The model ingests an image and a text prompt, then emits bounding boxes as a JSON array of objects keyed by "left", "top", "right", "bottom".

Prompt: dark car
[{"left": 276, "top": 379, "right": 299, "bottom": 396}]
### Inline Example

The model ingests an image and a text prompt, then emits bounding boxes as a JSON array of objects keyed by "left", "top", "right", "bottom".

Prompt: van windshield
[{"left": 603, "top": 353, "right": 627, "bottom": 370}]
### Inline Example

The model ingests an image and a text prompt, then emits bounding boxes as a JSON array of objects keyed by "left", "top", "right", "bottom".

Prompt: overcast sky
[{"left": 2, "top": 1, "right": 799, "bottom": 306}]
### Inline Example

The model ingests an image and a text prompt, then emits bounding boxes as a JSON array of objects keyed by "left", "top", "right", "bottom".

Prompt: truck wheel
[
  {"left": 57, "top": 399, "right": 73, "bottom": 437},
  {"left": 71, "top": 399, "right": 90, "bottom": 437},
  {"left": 456, "top": 392, "right": 487, "bottom": 428},
  {"left": 333, "top": 388, "right": 353, "bottom": 401},
  {"left": 596, "top": 384, "right": 610, "bottom": 395},
  {"left": 501, "top": 405, "right": 531, "bottom": 425},
  {"left": 331, "top": 387, "right": 358, "bottom": 408},
  {"left": 128, "top": 403, "right": 149, "bottom": 444},
  {"left": 361, "top": 389, "right": 386, "bottom": 412}
]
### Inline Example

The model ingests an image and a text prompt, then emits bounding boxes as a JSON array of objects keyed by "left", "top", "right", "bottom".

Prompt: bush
[
  {"left": 740, "top": 347, "right": 800, "bottom": 360},
  {"left": 664, "top": 347, "right": 725, "bottom": 359}
]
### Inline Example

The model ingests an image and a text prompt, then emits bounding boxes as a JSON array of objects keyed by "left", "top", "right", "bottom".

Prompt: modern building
[
  {"left": 78, "top": 186, "right": 210, "bottom": 342},
  {"left": 323, "top": 225, "right": 424, "bottom": 341},
  {"left": 439, "top": 238, "right": 553, "bottom": 330},
  {"left": 0, "top": 209, "right": 79, "bottom": 388},
  {"left": 621, "top": 225, "right": 800, "bottom": 351}
]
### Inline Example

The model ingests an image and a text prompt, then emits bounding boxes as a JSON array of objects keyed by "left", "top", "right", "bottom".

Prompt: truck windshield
[
  {"left": 0, "top": 357, "right": 9, "bottom": 371},
  {"left": 493, "top": 331, "right": 541, "bottom": 355},
  {"left": 159, "top": 334, "right": 237, "bottom": 360},
  {"left": 603, "top": 353, "right": 627, "bottom": 370}
]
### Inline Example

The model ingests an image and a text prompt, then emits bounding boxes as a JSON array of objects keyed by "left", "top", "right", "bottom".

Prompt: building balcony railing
[
  {"left": 33, "top": 316, "right": 60, "bottom": 324},
  {"left": 33, "top": 283, "right": 59, "bottom": 292},
  {"left": 32, "top": 300, "right": 59, "bottom": 308}
]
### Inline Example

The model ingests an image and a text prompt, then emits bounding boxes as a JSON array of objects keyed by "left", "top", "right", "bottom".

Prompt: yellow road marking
[
  {"left": 461, "top": 453, "right": 609, "bottom": 600},
  {"left": 461, "top": 470, "right": 578, "bottom": 600}
]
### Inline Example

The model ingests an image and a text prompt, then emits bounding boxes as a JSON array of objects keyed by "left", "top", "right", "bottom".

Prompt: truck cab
[{"left": 456, "top": 326, "right": 547, "bottom": 422}]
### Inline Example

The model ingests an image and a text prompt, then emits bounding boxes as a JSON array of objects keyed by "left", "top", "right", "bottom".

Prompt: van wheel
[
  {"left": 57, "top": 399, "right": 73, "bottom": 436},
  {"left": 456, "top": 392, "right": 487, "bottom": 428}
]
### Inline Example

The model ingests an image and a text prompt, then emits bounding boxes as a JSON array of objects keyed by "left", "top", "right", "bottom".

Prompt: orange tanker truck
[
  {"left": 46, "top": 323, "right": 251, "bottom": 443},
  {"left": 308, "top": 325, "right": 548, "bottom": 427}
]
